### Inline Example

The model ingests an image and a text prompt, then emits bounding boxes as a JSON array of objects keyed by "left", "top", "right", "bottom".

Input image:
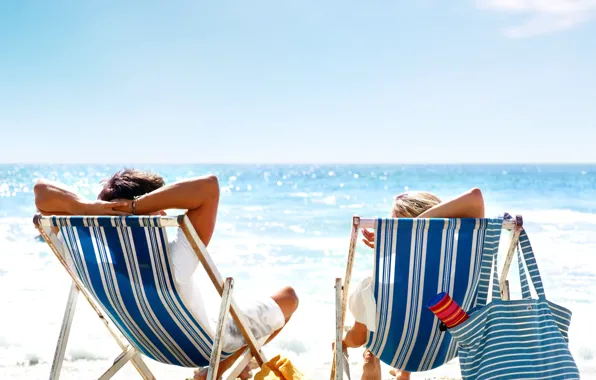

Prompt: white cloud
[{"left": 477, "top": 0, "right": 596, "bottom": 37}]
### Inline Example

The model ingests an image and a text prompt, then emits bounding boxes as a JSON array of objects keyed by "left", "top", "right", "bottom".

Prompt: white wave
[
  {"left": 289, "top": 225, "right": 305, "bottom": 234},
  {"left": 311, "top": 195, "right": 336, "bottom": 205},
  {"left": 502, "top": 208, "right": 596, "bottom": 225},
  {"left": 289, "top": 192, "right": 323, "bottom": 198},
  {"left": 340, "top": 203, "right": 365, "bottom": 209}
]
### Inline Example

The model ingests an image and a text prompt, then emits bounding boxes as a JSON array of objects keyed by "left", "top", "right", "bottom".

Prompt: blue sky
[{"left": 0, "top": 0, "right": 594, "bottom": 164}]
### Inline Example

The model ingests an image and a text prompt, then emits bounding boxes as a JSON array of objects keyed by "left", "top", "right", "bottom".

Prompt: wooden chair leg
[
  {"left": 49, "top": 281, "right": 79, "bottom": 380},
  {"left": 224, "top": 348, "right": 253, "bottom": 380},
  {"left": 332, "top": 278, "right": 344, "bottom": 380},
  {"left": 98, "top": 346, "right": 137, "bottom": 380},
  {"left": 129, "top": 354, "right": 155, "bottom": 380},
  {"left": 207, "top": 278, "right": 234, "bottom": 380},
  {"left": 331, "top": 216, "right": 359, "bottom": 380},
  {"left": 500, "top": 227, "right": 521, "bottom": 300}
]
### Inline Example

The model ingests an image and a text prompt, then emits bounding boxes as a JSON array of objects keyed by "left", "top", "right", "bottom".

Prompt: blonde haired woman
[{"left": 342, "top": 188, "right": 485, "bottom": 380}]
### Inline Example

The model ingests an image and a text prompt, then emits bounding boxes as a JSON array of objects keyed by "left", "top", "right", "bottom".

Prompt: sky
[{"left": 0, "top": 0, "right": 595, "bottom": 164}]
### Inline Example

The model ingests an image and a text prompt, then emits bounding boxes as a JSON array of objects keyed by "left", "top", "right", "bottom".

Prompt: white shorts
[
  {"left": 348, "top": 276, "right": 377, "bottom": 332},
  {"left": 169, "top": 228, "right": 285, "bottom": 352},
  {"left": 219, "top": 296, "right": 286, "bottom": 352}
]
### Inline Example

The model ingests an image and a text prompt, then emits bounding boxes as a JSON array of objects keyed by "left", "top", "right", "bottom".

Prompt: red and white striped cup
[{"left": 427, "top": 292, "right": 469, "bottom": 329}]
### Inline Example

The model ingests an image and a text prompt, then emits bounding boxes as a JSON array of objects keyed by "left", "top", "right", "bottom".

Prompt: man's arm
[
  {"left": 34, "top": 180, "right": 128, "bottom": 216},
  {"left": 117, "top": 175, "right": 221, "bottom": 246}
]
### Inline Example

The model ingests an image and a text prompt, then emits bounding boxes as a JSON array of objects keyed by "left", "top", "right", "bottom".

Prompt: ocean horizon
[{"left": 1, "top": 163, "right": 595, "bottom": 379}]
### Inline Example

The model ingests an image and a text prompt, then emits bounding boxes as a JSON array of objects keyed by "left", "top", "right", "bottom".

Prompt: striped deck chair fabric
[
  {"left": 365, "top": 217, "right": 503, "bottom": 372},
  {"left": 50, "top": 215, "right": 233, "bottom": 367}
]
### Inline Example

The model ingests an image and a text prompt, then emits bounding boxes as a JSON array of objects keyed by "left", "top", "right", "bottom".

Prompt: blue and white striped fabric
[
  {"left": 449, "top": 229, "right": 579, "bottom": 379},
  {"left": 365, "top": 217, "right": 504, "bottom": 372},
  {"left": 51, "top": 215, "right": 232, "bottom": 367}
]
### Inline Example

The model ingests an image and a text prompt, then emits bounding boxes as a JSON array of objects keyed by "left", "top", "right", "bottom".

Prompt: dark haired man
[{"left": 34, "top": 169, "right": 299, "bottom": 379}]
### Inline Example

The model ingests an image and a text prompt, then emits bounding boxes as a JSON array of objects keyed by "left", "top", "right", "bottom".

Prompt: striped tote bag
[{"left": 448, "top": 229, "right": 580, "bottom": 379}]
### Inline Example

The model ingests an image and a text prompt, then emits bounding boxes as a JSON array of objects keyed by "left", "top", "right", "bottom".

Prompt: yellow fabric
[{"left": 253, "top": 354, "right": 305, "bottom": 380}]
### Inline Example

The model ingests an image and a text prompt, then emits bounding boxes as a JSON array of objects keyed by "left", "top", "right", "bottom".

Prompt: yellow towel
[{"left": 253, "top": 354, "right": 305, "bottom": 380}]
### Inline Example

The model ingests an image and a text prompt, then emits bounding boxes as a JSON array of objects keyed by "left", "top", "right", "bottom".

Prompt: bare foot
[
  {"left": 389, "top": 367, "right": 411, "bottom": 380},
  {"left": 193, "top": 367, "right": 208, "bottom": 380},
  {"left": 192, "top": 364, "right": 252, "bottom": 380},
  {"left": 238, "top": 365, "right": 252, "bottom": 380},
  {"left": 361, "top": 350, "right": 381, "bottom": 380}
]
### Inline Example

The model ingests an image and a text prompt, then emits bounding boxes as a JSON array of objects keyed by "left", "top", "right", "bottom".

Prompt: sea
[{"left": 1, "top": 164, "right": 595, "bottom": 379}]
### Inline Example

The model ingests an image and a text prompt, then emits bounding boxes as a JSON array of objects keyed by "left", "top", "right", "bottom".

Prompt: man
[{"left": 34, "top": 169, "right": 299, "bottom": 379}]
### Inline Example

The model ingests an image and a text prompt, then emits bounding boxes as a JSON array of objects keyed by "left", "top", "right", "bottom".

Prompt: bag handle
[
  {"left": 517, "top": 229, "right": 546, "bottom": 298},
  {"left": 517, "top": 245, "right": 532, "bottom": 299},
  {"left": 482, "top": 248, "right": 505, "bottom": 305},
  {"left": 476, "top": 215, "right": 544, "bottom": 306},
  {"left": 476, "top": 218, "right": 505, "bottom": 307},
  {"left": 491, "top": 255, "right": 501, "bottom": 300},
  {"left": 477, "top": 227, "right": 545, "bottom": 307}
]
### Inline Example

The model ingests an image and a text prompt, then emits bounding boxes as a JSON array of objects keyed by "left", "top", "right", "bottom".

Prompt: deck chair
[
  {"left": 34, "top": 214, "right": 270, "bottom": 380},
  {"left": 331, "top": 215, "right": 522, "bottom": 379}
]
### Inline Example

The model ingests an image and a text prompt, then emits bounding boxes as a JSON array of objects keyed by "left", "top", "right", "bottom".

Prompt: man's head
[{"left": 98, "top": 169, "right": 165, "bottom": 201}]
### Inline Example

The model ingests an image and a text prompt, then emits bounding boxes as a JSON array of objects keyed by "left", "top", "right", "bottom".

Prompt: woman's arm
[
  {"left": 362, "top": 188, "right": 485, "bottom": 248},
  {"left": 418, "top": 188, "right": 485, "bottom": 219}
]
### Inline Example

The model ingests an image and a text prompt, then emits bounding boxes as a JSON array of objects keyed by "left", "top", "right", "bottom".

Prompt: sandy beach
[{"left": 0, "top": 351, "right": 465, "bottom": 380}]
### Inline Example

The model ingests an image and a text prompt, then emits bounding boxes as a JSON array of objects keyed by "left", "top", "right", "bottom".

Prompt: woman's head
[{"left": 392, "top": 191, "right": 441, "bottom": 218}]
